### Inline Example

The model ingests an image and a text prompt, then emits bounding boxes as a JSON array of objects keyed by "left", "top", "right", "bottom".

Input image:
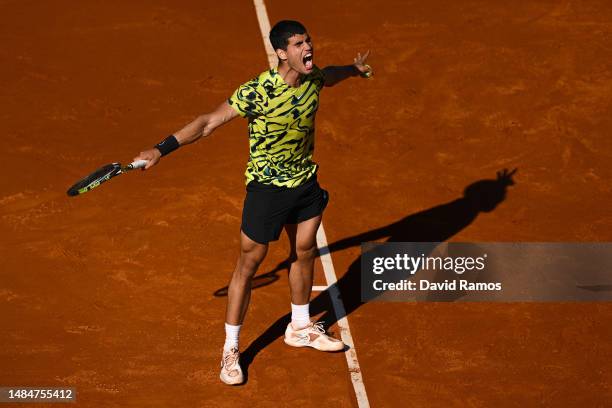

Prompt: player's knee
[
  {"left": 239, "top": 234, "right": 267, "bottom": 258},
  {"left": 233, "top": 259, "right": 258, "bottom": 283},
  {"left": 238, "top": 247, "right": 266, "bottom": 272},
  {"left": 295, "top": 242, "right": 317, "bottom": 262}
]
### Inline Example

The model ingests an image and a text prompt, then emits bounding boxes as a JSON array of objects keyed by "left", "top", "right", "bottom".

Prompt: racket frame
[{"left": 67, "top": 160, "right": 147, "bottom": 196}]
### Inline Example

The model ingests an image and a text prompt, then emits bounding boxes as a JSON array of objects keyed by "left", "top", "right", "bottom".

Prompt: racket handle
[{"left": 128, "top": 159, "right": 149, "bottom": 169}]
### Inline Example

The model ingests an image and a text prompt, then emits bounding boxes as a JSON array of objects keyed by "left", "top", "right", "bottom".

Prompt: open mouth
[{"left": 303, "top": 53, "right": 313, "bottom": 70}]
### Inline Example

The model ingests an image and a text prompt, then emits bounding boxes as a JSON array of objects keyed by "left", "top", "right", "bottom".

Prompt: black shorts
[{"left": 241, "top": 175, "right": 329, "bottom": 244}]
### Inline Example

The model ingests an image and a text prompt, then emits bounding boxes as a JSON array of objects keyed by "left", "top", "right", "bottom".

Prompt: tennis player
[{"left": 134, "top": 20, "right": 371, "bottom": 385}]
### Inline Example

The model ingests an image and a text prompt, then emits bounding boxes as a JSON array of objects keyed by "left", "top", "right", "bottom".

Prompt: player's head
[{"left": 270, "top": 20, "right": 314, "bottom": 74}]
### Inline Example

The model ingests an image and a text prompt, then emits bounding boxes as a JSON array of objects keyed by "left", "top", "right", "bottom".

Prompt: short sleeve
[
  {"left": 310, "top": 65, "right": 326, "bottom": 91},
  {"left": 228, "top": 78, "right": 268, "bottom": 118}
]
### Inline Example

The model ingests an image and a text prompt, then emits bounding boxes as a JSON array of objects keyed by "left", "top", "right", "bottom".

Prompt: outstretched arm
[
  {"left": 322, "top": 50, "right": 372, "bottom": 87},
  {"left": 134, "top": 101, "right": 238, "bottom": 169}
]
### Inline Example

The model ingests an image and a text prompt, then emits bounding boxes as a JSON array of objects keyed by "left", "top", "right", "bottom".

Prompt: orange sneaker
[
  {"left": 284, "top": 321, "right": 344, "bottom": 352},
  {"left": 219, "top": 347, "right": 244, "bottom": 385}
]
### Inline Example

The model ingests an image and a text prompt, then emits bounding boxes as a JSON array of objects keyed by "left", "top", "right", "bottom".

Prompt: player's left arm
[{"left": 322, "top": 50, "right": 372, "bottom": 87}]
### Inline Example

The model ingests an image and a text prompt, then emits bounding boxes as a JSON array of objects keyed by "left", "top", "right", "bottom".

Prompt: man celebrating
[{"left": 134, "top": 20, "right": 371, "bottom": 385}]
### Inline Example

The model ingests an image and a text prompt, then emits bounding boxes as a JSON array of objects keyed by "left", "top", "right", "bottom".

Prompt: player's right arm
[{"left": 135, "top": 101, "right": 239, "bottom": 169}]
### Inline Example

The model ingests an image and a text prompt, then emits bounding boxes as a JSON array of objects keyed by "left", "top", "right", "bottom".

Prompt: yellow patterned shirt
[{"left": 228, "top": 66, "right": 325, "bottom": 188}]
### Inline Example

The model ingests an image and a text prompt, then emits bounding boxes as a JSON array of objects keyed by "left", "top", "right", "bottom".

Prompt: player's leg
[
  {"left": 287, "top": 216, "right": 319, "bottom": 316},
  {"left": 220, "top": 230, "right": 268, "bottom": 385},
  {"left": 226, "top": 230, "right": 269, "bottom": 325},
  {"left": 284, "top": 214, "right": 344, "bottom": 352}
]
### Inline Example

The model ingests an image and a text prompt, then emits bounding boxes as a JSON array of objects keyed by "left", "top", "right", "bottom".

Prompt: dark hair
[{"left": 269, "top": 20, "right": 307, "bottom": 51}]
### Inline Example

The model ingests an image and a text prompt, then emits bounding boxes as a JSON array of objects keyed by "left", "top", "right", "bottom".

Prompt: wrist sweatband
[{"left": 154, "top": 135, "right": 180, "bottom": 156}]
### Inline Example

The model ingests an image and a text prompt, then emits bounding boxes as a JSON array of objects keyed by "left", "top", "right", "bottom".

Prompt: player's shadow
[
  {"left": 238, "top": 169, "right": 517, "bottom": 382},
  {"left": 214, "top": 262, "right": 287, "bottom": 296}
]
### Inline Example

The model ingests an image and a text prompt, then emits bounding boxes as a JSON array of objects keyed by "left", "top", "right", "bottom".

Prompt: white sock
[
  {"left": 224, "top": 323, "right": 241, "bottom": 352},
  {"left": 291, "top": 303, "right": 310, "bottom": 329}
]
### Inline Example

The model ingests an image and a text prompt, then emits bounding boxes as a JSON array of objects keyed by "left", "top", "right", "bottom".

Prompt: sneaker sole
[{"left": 284, "top": 337, "right": 344, "bottom": 352}]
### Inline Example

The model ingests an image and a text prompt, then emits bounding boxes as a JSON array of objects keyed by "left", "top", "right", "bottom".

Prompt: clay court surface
[{"left": 2, "top": 0, "right": 612, "bottom": 406}]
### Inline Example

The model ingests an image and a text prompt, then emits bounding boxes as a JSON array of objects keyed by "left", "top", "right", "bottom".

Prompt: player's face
[{"left": 280, "top": 33, "right": 314, "bottom": 74}]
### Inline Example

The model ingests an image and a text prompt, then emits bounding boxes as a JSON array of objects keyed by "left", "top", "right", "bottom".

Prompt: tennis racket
[{"left": 66, "top": 159, "right": 148, "bottom": 196}]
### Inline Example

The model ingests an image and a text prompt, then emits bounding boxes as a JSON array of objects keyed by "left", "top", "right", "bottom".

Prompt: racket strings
[{"left": 66, "top": 163, "right": 121, "bottom": 196}]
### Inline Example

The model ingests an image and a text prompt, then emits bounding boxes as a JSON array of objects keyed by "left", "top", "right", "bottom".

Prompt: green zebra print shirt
[{"left": 228, "top": 65, "right": 325, "bottom": 188}]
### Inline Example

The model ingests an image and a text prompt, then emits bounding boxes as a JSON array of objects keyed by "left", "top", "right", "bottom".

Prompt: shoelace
[
  {"left": 311, "top": 321, "right": 326, "bottom": 334},
  {"left": 223, "top": 349, "right": 239, "bottom": 368}
]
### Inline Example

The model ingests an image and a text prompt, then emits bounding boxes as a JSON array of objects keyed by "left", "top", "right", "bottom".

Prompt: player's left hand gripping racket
[{"left": 66, "top": 160, "right": 148, "bottom": 196}]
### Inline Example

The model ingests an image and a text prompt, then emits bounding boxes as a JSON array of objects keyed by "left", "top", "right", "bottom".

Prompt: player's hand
[
  {"left": 353, "top": 50, "right": 372, "bottom": 77},
  {"left": 134, "top": 148, "right": 161, "bottom": 170}
]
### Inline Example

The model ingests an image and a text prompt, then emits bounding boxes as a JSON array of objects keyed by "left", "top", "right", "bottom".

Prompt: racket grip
[{"left": 129, "top": 159, "right": 149, "bottom": 169}]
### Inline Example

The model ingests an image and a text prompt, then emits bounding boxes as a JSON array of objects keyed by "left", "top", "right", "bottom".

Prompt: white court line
[
  {"left": 251, "top": 2, "right": 370, "bottom": 407},
  {"left": 316, "top": 227, "right": 371, "bottom": 408},
  {"left": 311, "top": 285, "right": 329, "bottom": 292},
  {"left": 252, "top": 0, "right": 278, "bottom": 68}
]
